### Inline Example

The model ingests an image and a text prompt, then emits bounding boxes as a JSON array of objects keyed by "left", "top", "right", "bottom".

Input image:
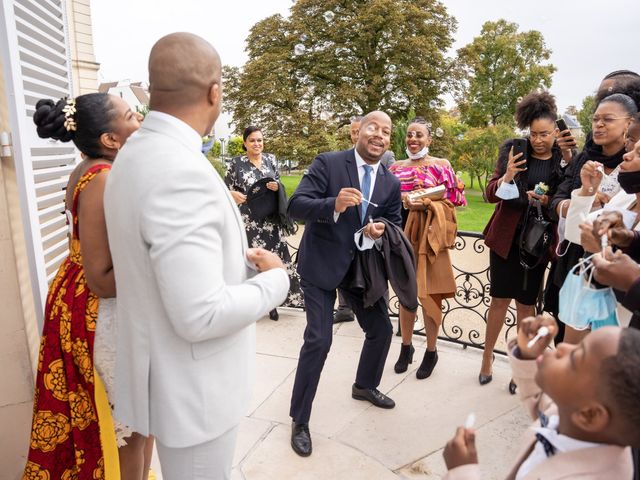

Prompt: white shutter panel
[{"left": 0, "top": 0, "right": 76, "bottom": 329}]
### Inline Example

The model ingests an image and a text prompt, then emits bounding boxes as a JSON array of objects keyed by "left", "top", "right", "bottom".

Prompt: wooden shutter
[{"left": 0, "top": 0, "right": 76, "bottom": 328}]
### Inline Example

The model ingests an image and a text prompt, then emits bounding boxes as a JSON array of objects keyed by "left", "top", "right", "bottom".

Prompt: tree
[
  {"left": 577, "top": 95, "right": 596, "bottom": 136},
  {"left": 455, "top": 20, "right": 556, "bottom": 127},
  {"left": 223, "top": 0, "right": 458, "bottom": 166},
  {"left": 449, "top": 124, "right": 514, "bottom": 200}
]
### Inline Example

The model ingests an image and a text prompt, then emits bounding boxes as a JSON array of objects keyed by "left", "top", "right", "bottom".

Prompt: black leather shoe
[
  {"left": 351, "top": 384, "right": 395, "bottom": 409},
  {"left": 394, "top": 344, "right": 415, "bottom": 373},
  {"left": 333, "top": 307, "right": 354, "bottom": 323},
  {"left": 291, "top": 422, "right": 312, "bottom": 457},
  {"left": 269, "top": 308, "right": 279, "bottom": 321},
  {"left": 509, "top": 379, "right": 517, "bottom": 395},
  {"left": 416, "top": 349, "right": 438, "bottom": 379}
]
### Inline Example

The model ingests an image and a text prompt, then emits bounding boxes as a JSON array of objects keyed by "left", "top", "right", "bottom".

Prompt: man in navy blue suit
[{"left": 288, "top": 111, "right": 402, "bottom": 457}]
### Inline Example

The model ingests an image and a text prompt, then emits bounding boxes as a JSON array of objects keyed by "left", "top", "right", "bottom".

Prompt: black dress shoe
[
  {"left": 291, "top": 422, "right": 312, "bottom": 457},
  {"left": 351, "top": 384, "right": 395, "bottom": 409},
  {"left": 508, "top": 379, "right": 517, "bottom": 395},
  {"left": 333, "top": 307, "right": 354, "bottom": 323},
  {"left": 269, "top": 308, "right": 279, "bottom": 321}
]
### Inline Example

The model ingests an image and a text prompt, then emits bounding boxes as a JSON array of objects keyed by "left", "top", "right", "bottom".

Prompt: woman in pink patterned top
[{"left": 389, "top": 117, "right": 466, "bottom": 379}]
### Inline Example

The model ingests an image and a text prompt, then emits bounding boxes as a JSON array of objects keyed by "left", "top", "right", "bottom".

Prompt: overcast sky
[{"left": 91, "top": 0, "right": 639, "bottom": 138}]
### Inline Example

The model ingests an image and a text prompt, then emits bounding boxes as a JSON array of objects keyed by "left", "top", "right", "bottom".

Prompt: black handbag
[{"left": 519, "top": 199, "right": 554, "bottom": 270}]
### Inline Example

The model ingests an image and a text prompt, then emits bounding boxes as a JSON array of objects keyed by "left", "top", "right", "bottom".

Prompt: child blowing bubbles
[{"left": 443, "top": 314, "right": 640, "bottom": 479}]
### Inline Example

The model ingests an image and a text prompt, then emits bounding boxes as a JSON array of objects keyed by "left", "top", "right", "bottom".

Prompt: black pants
[{"left": 289, "top": 279, "right": 393, "bottom": 424}]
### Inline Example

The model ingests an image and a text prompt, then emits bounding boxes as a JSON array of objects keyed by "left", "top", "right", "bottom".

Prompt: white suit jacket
[{"left": 104, "top": 111, "right": 289, "bottom": 448}]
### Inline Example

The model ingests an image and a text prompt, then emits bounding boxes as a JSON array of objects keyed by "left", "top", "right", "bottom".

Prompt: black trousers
[{"left": 289, "top": 280, "right": 393, "bottom": 424}]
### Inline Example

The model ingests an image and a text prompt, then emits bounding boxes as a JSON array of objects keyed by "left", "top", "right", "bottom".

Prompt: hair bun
[{"left": 33, "top": 98, "right": 74, "bottom": 142}]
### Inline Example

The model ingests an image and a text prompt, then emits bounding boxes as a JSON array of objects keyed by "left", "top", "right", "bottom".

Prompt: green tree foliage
[
  {"left": 227, "top": 136, "right": 245, "bottom": 158},
  {"left": 577, "top": 95, "right": 596, "bottom": 136},
  {"left": 449, "top": 124, "right": 514, "bottom": 200},
  {"left": 223, "top": 0, "right": 457, "bottom": 166},
  {"left": 455, "top": 20, "right": 556, "bottom": 127}
]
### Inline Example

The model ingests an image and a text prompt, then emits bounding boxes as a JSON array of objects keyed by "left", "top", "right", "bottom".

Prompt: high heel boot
[
  {"left": 394, "top": 344, "right": 415, "bottom": 373},
  {"left": 416, "top": 349, "right": 438, "bottom": 379}
]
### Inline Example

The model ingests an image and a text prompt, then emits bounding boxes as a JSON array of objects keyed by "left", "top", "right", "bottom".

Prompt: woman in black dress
[
  {"left": 480, "top": 92, "right": 565, "bottom": 388},
  {"left": 225, "top": 126, "right": 303, "bottom": 318}
]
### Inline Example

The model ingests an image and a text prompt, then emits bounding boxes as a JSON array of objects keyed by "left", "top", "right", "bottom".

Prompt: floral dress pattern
[
  {"left": 224, "top": 153, "right": 303, "bottom": 307},
  {"left": 23, "top": 164, "right": 114, "bottom": 479}
]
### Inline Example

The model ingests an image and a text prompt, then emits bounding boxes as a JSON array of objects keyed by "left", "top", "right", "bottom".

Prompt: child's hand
[
  {"left": 517, "top": 314, "right": 558, "bottom": 360},
  {"left": 443, "top": 427, "right": 478, "bottom": 470}
]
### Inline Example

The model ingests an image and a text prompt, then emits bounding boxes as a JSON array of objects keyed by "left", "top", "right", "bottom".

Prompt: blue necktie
[{"left": 361, "top": 165, "right": 372, "bottom": 224}]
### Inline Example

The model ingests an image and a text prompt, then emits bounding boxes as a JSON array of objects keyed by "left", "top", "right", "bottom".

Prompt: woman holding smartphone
[{"left": 479, "top": 91, "right": 565, "bottom": 390}]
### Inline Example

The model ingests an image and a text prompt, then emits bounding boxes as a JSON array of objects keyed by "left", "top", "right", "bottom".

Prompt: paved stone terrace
[{"left": 151, "top": 308, "right": 530, "bottom": 479}]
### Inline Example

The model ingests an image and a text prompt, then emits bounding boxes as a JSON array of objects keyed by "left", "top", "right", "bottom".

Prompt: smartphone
[
  {"left": 512, "top": 138, "right": 528, "bottom": 164},
  {"left": 556, "top": 118, "right": 571, "bottom": 137}
]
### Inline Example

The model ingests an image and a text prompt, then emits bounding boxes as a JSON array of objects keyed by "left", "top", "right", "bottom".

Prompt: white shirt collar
[
  {"left": 145, "top": 111, "right": 203, "bottom": 152},
  {"left": 354, "top": 147, "right": 381, "bottom": 175}
]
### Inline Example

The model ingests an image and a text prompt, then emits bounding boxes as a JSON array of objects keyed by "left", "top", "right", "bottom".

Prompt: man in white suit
[{"left": 104, "top": 33, "right": 289, "bottom": 479}]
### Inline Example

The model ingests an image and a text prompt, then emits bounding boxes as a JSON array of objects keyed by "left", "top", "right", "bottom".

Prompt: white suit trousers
[{"left": 156, "top": 425, "right": 239, "bottom": 480}]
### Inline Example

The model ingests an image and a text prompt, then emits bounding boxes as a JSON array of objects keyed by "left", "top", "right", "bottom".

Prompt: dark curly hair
[
  {"left": 515, "top": 91, "right": 557, "bottom": 130},
  {"left": 597, "top": 93, "right": 639, "bottom": 117},
  {"left": 33, "top": 93, "right": 118, "bottom": 159},
  {"left": 408, "top": 116, "right": 432, "bottom": 135},
  {"left": 596, "top": 76, "right": 640, "bottom": 110},
  {"left": 599, "top": 328, "right": 640, "bottom": 447}
]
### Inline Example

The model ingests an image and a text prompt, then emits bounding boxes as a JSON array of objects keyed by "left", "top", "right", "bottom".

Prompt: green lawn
[{"left": 281, "top": 174, "right": 495, "bottom": 233}]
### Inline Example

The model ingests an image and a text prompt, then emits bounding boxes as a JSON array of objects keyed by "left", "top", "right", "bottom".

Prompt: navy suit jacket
[{"left": 288, "top": 149, "right": 402, "bottom": 291}]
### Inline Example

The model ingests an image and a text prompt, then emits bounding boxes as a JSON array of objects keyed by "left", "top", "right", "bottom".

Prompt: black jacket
[{"left": 342, "top": 218, "right": 418, "bottom": 312}]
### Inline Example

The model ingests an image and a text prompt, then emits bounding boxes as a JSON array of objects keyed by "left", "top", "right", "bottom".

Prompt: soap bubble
[
  {"left": 517, "top": 96, "right": 523, "bottom": 103},
  {"left": 426, "top": 122, "right": 433, "bottom": 129},
  {"left": 388, "top": 64, "right": 397, "bottom": 73},
  {"left": 456, "top": 133, "right": 464, "bottom": 141},
  {"left": 429, "top": 100, "right": 438, "bottom": 109},
  {"left": 385, "top": 83, "right": 393, "bottom": 92},
  {"left": 319, "top": 111, "right": 331, "bottom": 121},
  {"left": 300, "top": 34, "right": 308, "bottom": 42},
  {"left": 435, "top": 127, "right": 444, "bottom": 138},
  {"left": 302, "top": 126, "right": 309, "bottom": 135},
  {"left": 323, "top": 10, "right": 335, "bottom": 22},
  {"left": 294, "top": 44, "right": 306, "bottom": 56}
]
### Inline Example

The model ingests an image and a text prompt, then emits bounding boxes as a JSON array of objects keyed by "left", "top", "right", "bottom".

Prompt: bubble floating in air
[
  {"left": 302, "top": 126, "right": 309, "bottom": 135},
  {"left": 517, "top": 96, "right": 523, "bottom": 103},
  {"left": 456, "top": 134, "right": 464, "bottom": 141},
  {"left": 300, "top": 34, "right": 308, "bottom": 42},
  {"left": 435, "top": 127, "right": 444, "bottom": 138},
  {"left": 385, "top": 84, "right": 393, "bottom": 92},
  {"left": 323, "top": 10, "right": 335, "bottom": 22},
  {"left": 388, "top": 64, "right": 397, "bottom": 73},
  {"left": 426, "top": 122, "right": 433, "bottom": 129},
  {"left": 294, "top": 44, "right": 306, "bottom": 56},
  {"left": 429, "top": 100, "right": 438, "bottom": 109}
]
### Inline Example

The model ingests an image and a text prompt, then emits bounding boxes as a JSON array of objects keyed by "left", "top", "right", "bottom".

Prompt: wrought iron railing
[{"left": 285, "top": 228, "right": 518, "bottom": 355}]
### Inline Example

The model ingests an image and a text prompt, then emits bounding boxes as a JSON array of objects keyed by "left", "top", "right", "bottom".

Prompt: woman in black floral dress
[{"left": 224, "top": 126, "right": 303, "bottom": 319}]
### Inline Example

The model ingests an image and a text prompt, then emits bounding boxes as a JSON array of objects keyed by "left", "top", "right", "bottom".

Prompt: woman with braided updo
[{"left": 23, "top": 94, "right": 152, "bottom": 480}]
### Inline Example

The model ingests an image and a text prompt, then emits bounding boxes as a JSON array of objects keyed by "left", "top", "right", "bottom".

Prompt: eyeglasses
[
  {"left": 529, "top": 131, "right": 554, "bottom": 140},
  {"left": 591, "top": 115, "right": 630, "bottom": 125}
]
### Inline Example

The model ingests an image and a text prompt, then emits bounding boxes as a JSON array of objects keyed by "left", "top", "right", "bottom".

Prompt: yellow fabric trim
[{"left": 94, "top": 369, "right": 121, "bottom": 479}]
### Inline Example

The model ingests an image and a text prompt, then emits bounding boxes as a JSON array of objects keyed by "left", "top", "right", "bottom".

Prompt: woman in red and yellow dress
[{"left": 23, "top": 94, "right": 145, "bottom": 480}]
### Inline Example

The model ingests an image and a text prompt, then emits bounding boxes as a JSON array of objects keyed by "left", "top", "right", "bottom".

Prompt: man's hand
[
  {"left": 266, "top": 181, "right": 279, "bottom": 192},
  {"left": 364, "top": 221, "right": 385, "bottom": 239},
  {"left": 517, "top": 314, "right": 558, "bottom": 360},
  {"left": 443, "top": 427, "right": 478, "bottom": 470},
  {"left": 246, "top": 248, "right": 284, "bottom": 272},
  {"left": 593, "top": 211, "right": 634, "bottom": 248},
  {"left": 335, "top": 187, "right": 362, "bottom": 213},
  {"left": 592, "top": 249, "right": 640, "bottom": 292},
  {"left": 230, "top": 190, "right": 247, "bottom": 205}
]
